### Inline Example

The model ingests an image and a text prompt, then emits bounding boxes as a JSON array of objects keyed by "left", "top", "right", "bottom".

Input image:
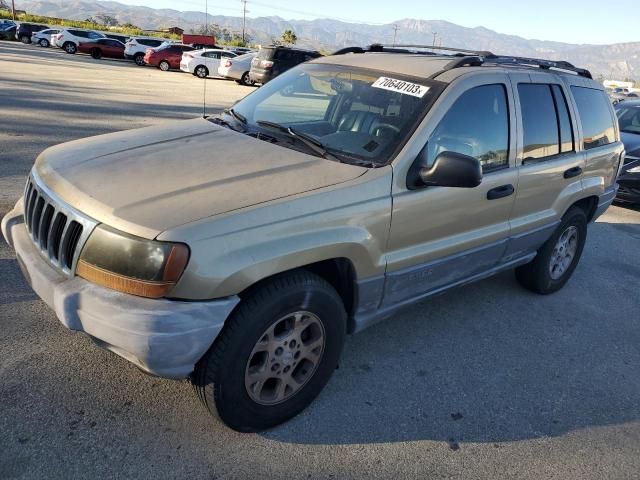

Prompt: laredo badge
[{"left": 371, "top": 77, "right": 430, "bottom": 98}]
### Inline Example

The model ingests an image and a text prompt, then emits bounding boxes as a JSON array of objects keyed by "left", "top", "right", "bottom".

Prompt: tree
[
  {"left": 281, "top": 29, "right": 297, "bottom": 45},
  {"left": 0, "top": 0, "right": 10, "bottom": 11},
  {"left": 95, "top": 14, "right": 119, "bottom": 26}
]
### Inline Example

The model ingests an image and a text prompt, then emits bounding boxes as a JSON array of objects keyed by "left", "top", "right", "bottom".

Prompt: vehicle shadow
[{"left": 261, "top": 218, "right": 640, "bottom": 446}]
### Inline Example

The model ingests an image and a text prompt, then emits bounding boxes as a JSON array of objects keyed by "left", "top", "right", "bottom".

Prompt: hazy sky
[{"left": 117, "top": 0, "right": 638, "bottom": 45}]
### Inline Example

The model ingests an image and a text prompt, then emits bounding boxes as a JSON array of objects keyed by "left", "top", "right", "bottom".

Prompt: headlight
[{"left": 77, "top": 225, "right": 190, "bottom": 298}]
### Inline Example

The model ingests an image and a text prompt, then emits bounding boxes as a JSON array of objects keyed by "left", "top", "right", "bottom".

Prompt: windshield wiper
[
  {"left": 256, "top": 120, "right": 338, "bottom": 160},
  {"left": 226, "top": 108, "right": 247, "bottom": 125}
]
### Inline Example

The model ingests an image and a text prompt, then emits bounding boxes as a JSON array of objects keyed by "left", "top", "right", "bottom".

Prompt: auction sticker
[{"left": 371, "top": 77, "right": 430, "bottom": 98}]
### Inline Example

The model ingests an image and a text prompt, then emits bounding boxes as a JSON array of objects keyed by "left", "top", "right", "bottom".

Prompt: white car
[
  {"left": 124, "top": 36, "right": 169, "bottom": 66},
  {"left": 180, "top": 49, "right": 237, "bottom": 78},
  {"left": 217, "top": 52, "right": 257, "bottom": 85},
  {"left": 52, "top": 28, "right": 106, "bottom": 54},
  {"left": 31, "top": 28, "right": 60, "bottom": 48}
]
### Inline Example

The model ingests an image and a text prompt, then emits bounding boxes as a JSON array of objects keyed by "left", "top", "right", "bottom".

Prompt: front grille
[{"left": 23, "top": 174, "right": 97, "bottom": 276}]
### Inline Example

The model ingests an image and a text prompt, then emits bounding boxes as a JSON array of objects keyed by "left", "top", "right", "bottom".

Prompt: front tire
[
  {"left": 194, "top": 65, "right": 209, "bottom": 78},
  {"left": 20, "top": 35, "right": 30, "bottom": 44},
  {"left": 158, "top": 60, "right": 170, "bottom": 71},
  {"left": 90, "top": 48, "right": 102, "bottom": 59},
  {"left": 63, "top": 42, "right": 77, "bottom": 54},
  {"left": 39, "top": 39, "right": 49, "bottom": 48},
  {"left": 516, "top": 206, "right": 587, "bottom": 294},
  {"left": 192, "top": 271, "right": 347, "bottom": 432}
]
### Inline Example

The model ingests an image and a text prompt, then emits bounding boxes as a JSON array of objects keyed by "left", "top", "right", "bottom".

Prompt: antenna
[{"left": 202, "top": 0, "right": 208, "bottom": 118}]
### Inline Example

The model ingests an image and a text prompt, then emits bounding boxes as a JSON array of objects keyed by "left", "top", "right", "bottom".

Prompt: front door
[{"left": 385, "top": 75, "right": 518, "bottom": 307}]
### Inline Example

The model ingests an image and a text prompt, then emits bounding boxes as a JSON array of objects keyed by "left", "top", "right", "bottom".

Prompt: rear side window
[
  {"left": 139, "top": 39, "right": 162, "bottom": 47},
  {"left": 571, "top": 86, "right": 616, "bottom": 150},
  {"left": 427, "top": 84, "right": 510, "bottom": 172},
  {"left": 518, "top": 84, "right": 575, "bottom": 161}
]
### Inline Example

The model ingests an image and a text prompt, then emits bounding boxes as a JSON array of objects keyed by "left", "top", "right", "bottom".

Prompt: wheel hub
[
  {"left": 244, "top": 311, "right": 325, "bottom": 405},
  {"left": 549, "top": 225, "right": 578, "bottom": 280}
]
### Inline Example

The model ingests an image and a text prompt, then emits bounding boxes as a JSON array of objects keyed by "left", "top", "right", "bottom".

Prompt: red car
[
  {"left": 144, "top": 44, "right": 195, "bottom": 71},
  {"left": 78, "top": 38, "right": 126, "bottom": 59}
]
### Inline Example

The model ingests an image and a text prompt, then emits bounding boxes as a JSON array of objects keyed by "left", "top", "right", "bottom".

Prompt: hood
[
  {"left": 35, "top": 118, "right": 367, "bottom": 239},
  {"left": 621, "top": 132, "right": 640, "bottom": 157}
]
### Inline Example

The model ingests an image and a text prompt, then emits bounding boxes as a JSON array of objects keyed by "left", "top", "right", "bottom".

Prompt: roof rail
[
  {"left": 483, "top": 55, "right": 593, "bottom": 79},
  {"left": 332, "top": 43, "right": 493, "bottom": 57}
]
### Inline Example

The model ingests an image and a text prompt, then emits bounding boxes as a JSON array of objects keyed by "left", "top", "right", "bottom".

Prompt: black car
[
  {"left": 0, "top": 24, "right": 17, "bottom": 41},
  {"left": 249, "top": 46, "right": 321, "bottom": 84},
  {"left": 15, "top": 23, "right": 49, "bottom": 43},
  {"left": 615, "top": 100, "right": 640, "bottom": 204}
]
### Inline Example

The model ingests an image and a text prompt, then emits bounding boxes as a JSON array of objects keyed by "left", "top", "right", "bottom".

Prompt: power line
[{"left": 392, "top": 24, "right": 399, "bottom": 46}]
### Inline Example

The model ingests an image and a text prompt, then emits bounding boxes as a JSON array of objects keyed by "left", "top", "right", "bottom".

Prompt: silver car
[{"left": 217, "top": 52, "right": 257, "bottom": 85}]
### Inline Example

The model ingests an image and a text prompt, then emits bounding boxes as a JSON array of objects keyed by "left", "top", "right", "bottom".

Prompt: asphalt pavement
[{"left": 0, "top": 41, "right": 639, "bottom": 480}]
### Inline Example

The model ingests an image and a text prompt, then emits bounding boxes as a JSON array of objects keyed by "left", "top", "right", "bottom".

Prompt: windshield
[
  {"left": 617, "top": 105, "right": 640, "bottom": 135},
  {"left": 230, "top": 63, "right": 442, "bottom": 166}
]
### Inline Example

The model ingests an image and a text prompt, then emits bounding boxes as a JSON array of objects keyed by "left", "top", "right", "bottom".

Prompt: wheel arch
[{"left": 566, "top": 195, "right": 599, "bottom": 222}]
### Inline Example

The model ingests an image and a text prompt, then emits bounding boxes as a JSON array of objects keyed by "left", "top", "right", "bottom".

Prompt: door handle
[
  {"left": 563, "top": 166, "right": 583, "bottom": 179},
  {"left": 487, "top": 184, "right": 515, "bottom": 200}
]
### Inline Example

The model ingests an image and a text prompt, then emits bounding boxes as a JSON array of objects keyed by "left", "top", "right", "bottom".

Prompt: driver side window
[{"left": 427, "top": 84, "right": 509, "bottom": 172}]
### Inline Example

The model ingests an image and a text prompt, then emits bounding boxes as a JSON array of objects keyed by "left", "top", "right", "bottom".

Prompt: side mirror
[{"left": 418, "top": 151, "right": 483, "bottom": 188}]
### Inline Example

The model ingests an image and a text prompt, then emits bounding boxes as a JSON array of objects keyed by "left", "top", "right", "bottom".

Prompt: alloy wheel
[
  {"left": 244, "top": 311, "right": 325, "bottom": 405},
  {"left": 549, "top": 226, "right": 579, "bottom": 280}
]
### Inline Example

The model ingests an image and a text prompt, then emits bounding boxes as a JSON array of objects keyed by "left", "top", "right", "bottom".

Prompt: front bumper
[
  {"left": 616, "top": 161, "right": 640, "bottom": 204},
  {"left": 1, "top": 202, "right": 239, "bottom": 379}
]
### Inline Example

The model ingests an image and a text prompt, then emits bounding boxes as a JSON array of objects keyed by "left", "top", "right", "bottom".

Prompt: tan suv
[{"left": 1, "top": 45, "right": 623, "bottom": 432}]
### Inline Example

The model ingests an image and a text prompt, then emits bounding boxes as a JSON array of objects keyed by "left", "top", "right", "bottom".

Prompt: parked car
[
  {"left": 180, "top": 48, "right": 237, "bottom": 78},
  {"left": 52, "top": 28, "right": 106, "bottom": 54},
  {"left": 0, "top": 24, "right": 16, "bottom": 41},
  {"left": 1, "top": 47, "right": 622, "bottom": 433},
  {"left": 217, "top": 52, "right": 257, "bottom": 85},
  {"left": 144, "top": 43, "right": 195, "bottom": 71},
  {"left": 124, "top": 36, "right": 168, "bottom": 66},
  {"left": 0, "top": 19, "right": 16, "bottom": 29},
  {"left": 615, "top": 100, "right": 640, "bottom": 203},
  {"left": 249, "top": 45, "right": 321, "bottom": 84},
  {"left": 227, "top": 47, "right": 254, "bottom": 55},
  {"left": 30, "top": 28, "right": 60, "bottom": 48},
  {"left": 15, "top": 23, "right": 49, "bottom": 43},
  {"left": 78, "top": 38, "right": 125, "bottom": 59}
]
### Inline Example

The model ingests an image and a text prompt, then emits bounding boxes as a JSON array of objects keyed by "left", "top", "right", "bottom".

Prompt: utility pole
[
  {"left": 392, "top": 24, "right": 399, "bottom": 46},
  {"left": 241, "top": 0, "right": 248, "bottom": 45},
  {"left": 11, "top": 0, "right": 16, "bottom": 20}
]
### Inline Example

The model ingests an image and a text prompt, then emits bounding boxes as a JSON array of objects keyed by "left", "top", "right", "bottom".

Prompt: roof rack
[
  {"left": 332, "top": 43, "right": 493, "bottom": 57},
  {"left": 331, "top": 43, "right": 592, "bottom": 79}
]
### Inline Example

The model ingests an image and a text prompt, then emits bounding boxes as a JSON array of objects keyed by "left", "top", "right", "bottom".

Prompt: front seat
[{"left": 337, "top": 111, "right": 380, "bottom": 134}]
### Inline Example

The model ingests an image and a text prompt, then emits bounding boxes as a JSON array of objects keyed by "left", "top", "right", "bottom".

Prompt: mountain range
[{"left": 16, "top": 0, "right": 640, "bottom": 79}]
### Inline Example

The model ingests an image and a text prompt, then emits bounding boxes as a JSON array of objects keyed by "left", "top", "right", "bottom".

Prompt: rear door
[{"left": 505, "top": 72, "right": 584, "bottom": 261}]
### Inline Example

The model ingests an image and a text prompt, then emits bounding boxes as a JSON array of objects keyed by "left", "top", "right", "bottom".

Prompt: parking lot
[{"left": 1, "top": 40, "right": 639, "bottom": 479}]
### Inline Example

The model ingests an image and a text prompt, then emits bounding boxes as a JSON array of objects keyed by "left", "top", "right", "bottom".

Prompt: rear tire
[
  {"left": 39, "top": 39, "right": 49, "bottom": 48},
  {"left": 158, "top": 60, "right": 170, "bottom": 71},
  {"left": 515, "top": 206, "right": 587, "bottom": 294},
  {"left": 240, "top": 71, "right": 255, "bottom": 86},
  {"left": 191, "top": 271, "right": 347, "bottom": 432},
  {"left": 194, "top": 65, "right": 209, "bottom": 78},
  {"left": 134, "top": 53, "right": 145, "bottom": 66},
  {"left": 90, "top": 48, "right": 102, "bottom": 59},
  {"left": 63, "top": 42, "right": 77, "bottom": 54}
]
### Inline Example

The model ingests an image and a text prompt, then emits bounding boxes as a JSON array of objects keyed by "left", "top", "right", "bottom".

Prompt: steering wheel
[{"left": 371, "top": 123, "right": 400, "bottom": 137}]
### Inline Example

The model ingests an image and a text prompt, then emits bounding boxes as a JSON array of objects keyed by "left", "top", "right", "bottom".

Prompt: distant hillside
[{"left": 16, "top": 0, "right": 640, "bottom": 79}]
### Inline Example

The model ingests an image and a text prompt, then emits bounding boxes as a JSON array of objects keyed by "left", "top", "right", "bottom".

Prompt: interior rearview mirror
[{"left": 418, "top": 151, "right": 483, "bottom": 188}]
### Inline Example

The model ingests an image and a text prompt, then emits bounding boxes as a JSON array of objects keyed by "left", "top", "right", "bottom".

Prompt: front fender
[{"left": 162, "top": 169, "right": 393, "bottom": 300}]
